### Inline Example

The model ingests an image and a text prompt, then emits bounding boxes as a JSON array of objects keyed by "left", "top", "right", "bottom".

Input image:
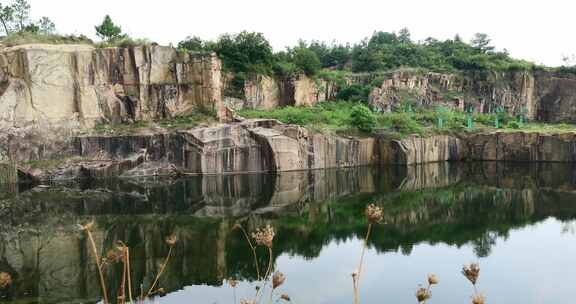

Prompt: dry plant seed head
[
  {"left": 166, "top": 235, "right": 178, "bottom": 246},
  {"left": 0, "top": 272, "right": 12, "bottom": 289},
  {"left": 428, "top": 274, "right": 439, "bottom": 285},
  {"left": 272, "top": 271, "right": 286, "bottom": 289},
  {"left": 78, "top": 220, "right": 95, "bottom": 231},
  {"left": 365, "top": 204, "right": 384, "bottom": 223},
  {"left": 251, "top": 225, "right": 275, "bottom": 248},
  {"left": 240, "top": 299, "right": 256, "bottom": 304},
  {"left": 106, "top": 247, "right": 125, "bottom": 263},
  {"left": 228, "top": 278, "right": 238, "bottom": 288},
  {"left": 462, "top": 263, "right": 480, "bottom": 285},
  {"left": 416, "top": 287, "right": 431, "bottom": 303},
  {"left": 280, "top": 294, "right": 291, "bottom": 301},
  {"left": 472, "top": 294, "right": 486, "bottom": 304}
]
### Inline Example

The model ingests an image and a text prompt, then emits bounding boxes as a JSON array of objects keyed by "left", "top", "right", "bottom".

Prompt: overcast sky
[{"left": 27, "top": 0, "right": 575, "bottom": 66}]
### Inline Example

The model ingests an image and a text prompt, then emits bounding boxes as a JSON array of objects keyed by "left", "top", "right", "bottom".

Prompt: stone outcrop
[
  {"left": 464, "top": 132, "right": 576, "bottom": 162},
  {"left": 535, "top": 72, "right": 576, "bottom": 123},
  {"left": 368, "top": 70, "right": 537, "bottom": 118},
  {"left": 223, "top": 74, "right": 329, "bottom": 110},
  {"left": 74, "top": 119, "right": 379, "bottom": 175},
  {"left": 0, "top": 161, "right": 16, "bottom": 184},
  {"left": 0, "top": 44, "right": 223, "bottom": 161},
  {"left": 378, "top": 135, "right": 464, "bottom": 164}
]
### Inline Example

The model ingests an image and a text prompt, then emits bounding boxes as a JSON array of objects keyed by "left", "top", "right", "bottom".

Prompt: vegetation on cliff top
[
  {"left": 179, "top": 28, "right": 538, "bottom": 78},
  {"left": 0, "top": 0, "right": 570, "bottom": 77},
  {"left": 238, "top": 102, "right": 576, "bottom": 138}
]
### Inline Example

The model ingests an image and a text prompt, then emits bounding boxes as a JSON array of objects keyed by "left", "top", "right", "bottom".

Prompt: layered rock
[
  {"left": 464, "top": 132, "right": 576, "bottom": 162},
  {"left": 74, "top": 119, "right": 379, "bottom": 175},
  {"left": 378, "top": 134, "right": 464, "bottom": 164},
  {"left": 0, "top": 44, "right": 222, "bottom": 161},
  {"left": 223, "top": 74, "right": 329, "bottom": 110},
  {"left": 368, "top": 70, "right": 537, "bottom": 118},
  {"left": 535, "top": 72, "right": 576, "bottom": 123}
]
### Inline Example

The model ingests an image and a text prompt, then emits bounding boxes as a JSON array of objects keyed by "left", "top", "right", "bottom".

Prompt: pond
[{"left": 1, "top": 162, "right": 576, "bottom": 304}]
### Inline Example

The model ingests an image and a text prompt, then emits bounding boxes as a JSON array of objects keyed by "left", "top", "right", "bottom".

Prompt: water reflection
[{"left": 1, "top": 162, "right": 576, "bottom": 303}]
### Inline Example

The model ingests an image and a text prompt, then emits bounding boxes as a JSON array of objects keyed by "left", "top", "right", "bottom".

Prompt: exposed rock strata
[
  {"left": 74, "top": 119, "right": 379, "bottom": 175},
  {"left": 0, "top": 44, "right": 222, "bottom": 161},
  {"left": 368, "top": 70, "right": 537, "bottom": 118},
  {"left": 223, "top": 74, "right": 329, "bottom": 110}
]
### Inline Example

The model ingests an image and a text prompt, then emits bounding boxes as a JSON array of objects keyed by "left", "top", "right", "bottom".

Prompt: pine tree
[{"left": 95, "top": 15, "right": 122, "bottom": 41}]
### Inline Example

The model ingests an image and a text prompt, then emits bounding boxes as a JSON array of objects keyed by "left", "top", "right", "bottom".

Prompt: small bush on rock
[{"left": 351, "top": 104, "right": 376, "bottom": 133}]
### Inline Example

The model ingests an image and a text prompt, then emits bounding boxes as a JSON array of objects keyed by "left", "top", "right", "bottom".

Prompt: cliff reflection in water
[{"left": 2, "top": 162, "right": 576, "bottom": 303}]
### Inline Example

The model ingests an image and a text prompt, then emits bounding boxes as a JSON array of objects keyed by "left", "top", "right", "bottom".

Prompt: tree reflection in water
[{"left": 1, "top": 162, "right": 576, "bottom": 303}]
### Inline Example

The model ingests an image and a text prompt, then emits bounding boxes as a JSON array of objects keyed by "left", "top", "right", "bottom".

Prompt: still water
[{"left": 1, "top": 162, "right": 576, "bottom": 304}]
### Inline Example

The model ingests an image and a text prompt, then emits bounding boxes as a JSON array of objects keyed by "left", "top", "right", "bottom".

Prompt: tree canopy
[
  {"left": 95, "top": 15, "right": 123, "bottom": 41},
  {"left": 0, "top": 0, "right": 55, "bottom": 35},
  {"left": 178, "top": 29, "right": 534, "bottom": 78}
]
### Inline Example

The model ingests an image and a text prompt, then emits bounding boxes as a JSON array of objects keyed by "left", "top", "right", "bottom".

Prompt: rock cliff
[
  {"left": 368, "top": 70, "right": 537, "bottom": 118},
  {"left": 0, "top": 44, "right": 222, "bottom": 161},
  {"left": 74, "top": 119, "right": 379, "bottom": 175},
  {"left": 223, "top": 74, "right": 329, "bottom": 110}
]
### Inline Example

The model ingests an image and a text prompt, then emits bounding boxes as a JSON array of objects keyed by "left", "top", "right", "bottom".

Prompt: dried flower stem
[
  {"left": 264, "top": 247, "right": 274, "bottom": 281},
  {"left": 85, "top": 228, "right": 109, "bottom": 304},
  {"left": 120, "top": 253, "right": 127, "bottom": 304},
  {"left": 126, "top": 247, "right": 133, "bottom": 303},
  {"left": 237, "top": 225, "right": 261, "bottom": 280},
  {"left": 269, "top": 289, "right": 274, "bottom": 304},
  {"left": 354, "top": 222, "right": 373, "bottom": 304},
  {"left": 146, "top": 245, "right": 174, "bottom": 297}
]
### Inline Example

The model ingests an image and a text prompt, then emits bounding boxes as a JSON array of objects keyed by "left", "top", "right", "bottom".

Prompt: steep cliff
[
  {"left": 74, "top": 119, "right": 379, "bottom": 175},
  {"left": 223, "top": 74, "right": 329, "bottom": 110},
  {"left": 0, "top": 44, "right": 222, "bottom": 161},
  {"left": 368, "top": 70, "right": 537, "bottom": 118},
  {"left": 535, "top": 72, "right": 576, "bottom": 123}
]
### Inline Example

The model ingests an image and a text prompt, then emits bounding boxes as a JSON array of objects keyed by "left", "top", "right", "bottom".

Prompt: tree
[
  {"left": 178, "top": 36, "right": 207, "bottom": 52},
  {"left": 470, "top": 33, "right": 494, "bottom": 53},
  {"left": 11, "top": 0, "right": 30, "bottom": 32},
  {"left": 0, "top": 3, "right": 14, "bottom": 35},
  {"left": 0, "top": 1, "right": 55, "bottom": 36},
  {"left": 38, "top": 16, "right": 55, "bottom": 34},
  {"left": 212, "top": 31, "right": 274, "bottom": 74},
  {"left": 95, "top": 15, "right": 122, "bottom": 41},
  {"left": 292, "top": 47, "right": 321, "bottom": 76},
  {"left": 398, "top": 27, "right": 411, "bottom": 44}
]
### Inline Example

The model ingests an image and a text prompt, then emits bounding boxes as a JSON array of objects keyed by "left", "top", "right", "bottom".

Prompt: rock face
[
  {"left": 74, "top": 119, "right": 379, "bottom": 175},
  {"left": 0, "top": 161, "right": 16, "bottom": 184},
  {"left": 535, "top": 72, "right": 576, "bottom": 123},
  {"left": 223, "top": 74, "right": 329, "bottom": 110},
  {"left": 368, "top": 70, "right": 537, "bottom": 118},
  {"left": 464, "top": 132, "right": 576, "bottom": 162},
  {"left": 0, "top": 44, "right": 222, "bottom": 161},
  {"left": 379, "top": 135, "right": 464, "bottom": 164}
]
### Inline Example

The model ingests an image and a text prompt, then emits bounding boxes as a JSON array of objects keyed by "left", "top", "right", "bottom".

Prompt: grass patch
[
  {"left": 95, "top": 37, "right": 155, "bottom": 48},
  {"left": 1, "top": 32, "right": 94, "bottom": 46},
  {"left": 239, "top": 101, "right": 576, "bottom": 138},
  {"left": 92, "top": 109, "right": 216, "bottom": 135}
]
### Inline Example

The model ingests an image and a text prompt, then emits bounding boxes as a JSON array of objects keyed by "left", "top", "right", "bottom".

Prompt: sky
[{"left": 26, "top": 0, "right": 576, "bottom": 67}]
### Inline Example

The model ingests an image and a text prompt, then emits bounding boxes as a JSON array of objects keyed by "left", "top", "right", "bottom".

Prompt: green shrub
[
  {"left": 95, "top": 37, "right": 154, "bottom": 48},
  {"left": 378, "top": 112, "right": 424, "bottom": 135},
  {"left": 336, "top": 84, "right": 371, "bottom": 103},
  {"left": 350, "top": 104, "right": 376, "bottom": 133},
  {"left": 506, "top": 120, "right": 522, "bottom": 129},
  {"left": 292, "top": 47, "right": 321, "bottom": 76}
]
